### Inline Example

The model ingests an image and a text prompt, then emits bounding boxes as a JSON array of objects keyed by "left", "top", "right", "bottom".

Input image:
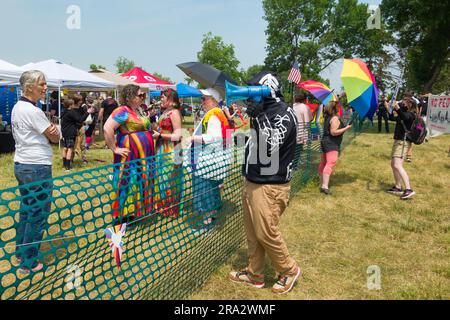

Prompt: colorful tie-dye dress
[
  {"left": 110, "top": 105, "right": 155, "bottom": 220},
  {"left": 154, "top": 110, "right": 183, "bottom": 218}
]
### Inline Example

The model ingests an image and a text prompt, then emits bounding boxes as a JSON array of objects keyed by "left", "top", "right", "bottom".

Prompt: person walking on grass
[
  {"left": 386, "top": 97, "right": 417, "bottom": 200},
  {"left": 318, "top": 101, "right": 352, "bottom": 195},
  {"left": 229, "top": 71, "right": 301, "bottom": 295}
]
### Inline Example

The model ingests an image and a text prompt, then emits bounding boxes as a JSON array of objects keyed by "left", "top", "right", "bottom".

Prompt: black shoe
[
  {"left": 386, "top": 186, "right": 403, "bottom": 195},
  {"left": 320, "top": 187, "right": 332, "bottom": 195}
]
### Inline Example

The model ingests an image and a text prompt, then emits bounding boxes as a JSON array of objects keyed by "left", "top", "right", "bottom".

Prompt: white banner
[{"left": 427, "top": 95, "right": 450, "bottom": 134}]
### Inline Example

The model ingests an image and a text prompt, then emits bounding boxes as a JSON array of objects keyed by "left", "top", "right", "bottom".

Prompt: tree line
[{"left": 92, "top": 0, "right": 449, "bottom": 97}]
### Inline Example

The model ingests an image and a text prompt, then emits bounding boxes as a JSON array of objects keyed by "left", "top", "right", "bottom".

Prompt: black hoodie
[{"left": 243, "top": 97, "right": 298, "bottom": 184}]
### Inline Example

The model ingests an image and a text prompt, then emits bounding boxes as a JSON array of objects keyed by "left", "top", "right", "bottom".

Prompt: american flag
[{"left": 287, "top": 60, "right": 302, "bottom": 84}]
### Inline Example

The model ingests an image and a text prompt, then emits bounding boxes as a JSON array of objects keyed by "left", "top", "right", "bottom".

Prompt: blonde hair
[{"left": 324, "top": 101, "right": 339, "bottom": 117}]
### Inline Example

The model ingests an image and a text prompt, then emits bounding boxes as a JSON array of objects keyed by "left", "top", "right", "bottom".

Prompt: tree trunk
[{"left": 423, "top": 62, "right": 444, "bottom": 93}]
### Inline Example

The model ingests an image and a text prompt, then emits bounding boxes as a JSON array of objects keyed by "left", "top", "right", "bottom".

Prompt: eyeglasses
[
  {"left": 138, "top": 93, "right": 146, "bottom": 99},
  {"left": 201, "top": 96, "right": 210, "bottom": 101}
]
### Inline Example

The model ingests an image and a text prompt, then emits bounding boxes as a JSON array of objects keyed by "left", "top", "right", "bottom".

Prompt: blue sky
[{"left": 1, "top": 0, "right": 382, "bottom": 91}]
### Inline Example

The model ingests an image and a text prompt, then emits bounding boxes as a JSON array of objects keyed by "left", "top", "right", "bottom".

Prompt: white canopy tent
[
  {"left": 10, "top": 59, "right": 117, "bottom": 148},
  {"left": 21, "top": 59, "right": 116, "bottom": 90},
  {"left": 0, "top": 59, "right": 24, "bottom": 81},
  {"left": 19, "top": 59, "right": 116, "bottom": 122},
  {"left": 89, "top": 68, "right": 149, "bottom": 101}
]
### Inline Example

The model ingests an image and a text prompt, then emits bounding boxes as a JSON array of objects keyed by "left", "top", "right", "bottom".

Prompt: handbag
[{"left": 85, "top": 114, "right": 93, "bottom": 125}]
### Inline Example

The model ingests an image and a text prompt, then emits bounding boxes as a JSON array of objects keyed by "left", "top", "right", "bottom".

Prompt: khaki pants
[
  {"left": 74, "top": 128, "right": 86, "bottom": 160},
  {"left": 242, "top": 179, "right": 297, "bottom": 280}
]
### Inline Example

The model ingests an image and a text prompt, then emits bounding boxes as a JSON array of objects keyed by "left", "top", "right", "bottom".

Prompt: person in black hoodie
[
  {"left": 386, "top": 96, "right": 417, "bottom": 199},
  {"left": 229, "top": 71, "right": 301, "bottom": 295}
]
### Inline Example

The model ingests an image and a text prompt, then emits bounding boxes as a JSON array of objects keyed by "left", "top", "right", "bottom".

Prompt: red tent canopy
[{"left": 121, "top": 67, "right": 175, "bottom": 91}]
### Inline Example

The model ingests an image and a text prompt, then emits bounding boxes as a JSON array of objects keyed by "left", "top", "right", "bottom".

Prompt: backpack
[{"left": 403, "top": 115, "right": 427, "bottom": 145}]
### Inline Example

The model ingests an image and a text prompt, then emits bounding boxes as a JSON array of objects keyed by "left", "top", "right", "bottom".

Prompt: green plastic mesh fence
[{"left": 0, "top": 119, "right": 370, "bottom": 300}]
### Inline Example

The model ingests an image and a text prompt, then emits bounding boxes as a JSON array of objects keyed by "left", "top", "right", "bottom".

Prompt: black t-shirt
[
  {"left": 61, "top": 109, "right": 88, "bottom": 139},
  {"left": 321, "top": 115, "right": 345, "bottom": 153},
  {"left": 150, "top": 115, "right": 158, "bottom": 123},
  {"left": 377, "top": 101, "right": 388, "bottom": 115},
  {"left": 420, "top": 98, "right": 428, "bottom": 116},
  {"left": 50, "top": 100, "right": 59, "bottom": 117},
  {"left": 101, "top": 98, "right": 118, "bottom": 122},
  {"left": 394, "top": 107, "right": 415, "bottom": 140}
]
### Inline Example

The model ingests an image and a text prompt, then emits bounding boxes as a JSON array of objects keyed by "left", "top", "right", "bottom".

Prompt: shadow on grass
[
  {"left": 360, "top": 121, "right": 396, "bottom": 135},
  {"left": 330, "top": 172, "right": 357, "bottom": 187},
  {"left": 354, "top": 179, "right": 396, "bottom": 194}
]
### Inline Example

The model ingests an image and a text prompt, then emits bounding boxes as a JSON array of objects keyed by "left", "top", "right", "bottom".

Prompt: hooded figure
[
  {"left": 229, "top": 71, "right": 301, "bottom": 295},
  {"left": 243, "top": 71, "right": 298, "bottom": 184}
]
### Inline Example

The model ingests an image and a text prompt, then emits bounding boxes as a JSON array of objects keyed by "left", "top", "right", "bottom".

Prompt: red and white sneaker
[
  {"left": 229, "top": 269, "right": 265, "bottom": 289},
  {"left": 272, "top": 266, "right": 301, "bottom": 294}
]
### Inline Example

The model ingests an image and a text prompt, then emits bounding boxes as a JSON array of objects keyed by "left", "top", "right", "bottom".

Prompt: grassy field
[
  {"left": 189, "top": 126, "right": 450, "bottom": 300},
  {"left": 1, "top": 121, "right": 449, "bottom": 299}
]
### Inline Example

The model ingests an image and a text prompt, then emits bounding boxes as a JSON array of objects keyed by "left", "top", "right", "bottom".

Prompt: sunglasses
[
  {"left": 138, "top": 93, "right": 146, "bottom": 99},
  {"left": 201, "top": 96, "right": 210, "bottom": 101}
]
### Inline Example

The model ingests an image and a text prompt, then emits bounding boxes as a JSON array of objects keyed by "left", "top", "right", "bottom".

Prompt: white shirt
[
  {"left": 201, "top": 115, "right": 223, "bottom": 144},
  {"left": 11, "top": 99, "right": 53, "bottom": 165},
  {"left": 293, "top": 103, "right": 313, "bottom": 144}
]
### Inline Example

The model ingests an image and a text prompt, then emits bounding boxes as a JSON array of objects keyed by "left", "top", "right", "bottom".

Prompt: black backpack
[{"left": 403, "top": 115, "right": 427, "bottom": 145}]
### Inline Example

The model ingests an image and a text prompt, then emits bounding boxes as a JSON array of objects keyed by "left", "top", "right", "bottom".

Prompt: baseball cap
[{"left": 200, "top": 88, "right": 221, "bottom": 102}]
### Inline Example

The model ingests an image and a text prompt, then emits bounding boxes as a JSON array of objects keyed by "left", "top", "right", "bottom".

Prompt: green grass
[
  {"left": 189, "top": 125, "right": 450, "bottom": 300},
  {"left": 1, "top": 122, "right": 449, "bottom": 300}
]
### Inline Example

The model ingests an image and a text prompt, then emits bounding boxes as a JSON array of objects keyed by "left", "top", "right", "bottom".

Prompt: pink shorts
[{"left": 318, "top": 151, "right": 339, "bottom": 175}]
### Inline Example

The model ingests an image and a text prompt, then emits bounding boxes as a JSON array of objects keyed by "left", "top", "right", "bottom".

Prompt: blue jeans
[
  {"left": 14, "top": 163, "right": 53, "bottom": 269},
  {"left": 192, "top": 175, "right": 222, "bottom": 228}
]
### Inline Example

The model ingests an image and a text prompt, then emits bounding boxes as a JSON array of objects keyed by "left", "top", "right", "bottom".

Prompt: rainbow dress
[
  {"left": 110, "top": 105, "right": 155, "bottom": 219},
  {"left": 154, "top": 110, "right": 183, "bottom": 218}
]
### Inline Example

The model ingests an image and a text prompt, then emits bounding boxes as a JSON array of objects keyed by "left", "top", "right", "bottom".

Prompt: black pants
[{"left": 378, "top": 113, "right": 389, "bottom": 133}]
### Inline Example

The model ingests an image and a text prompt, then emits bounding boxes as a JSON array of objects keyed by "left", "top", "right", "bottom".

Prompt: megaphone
[{"left": 225, "top": 80, "right": 271, "bottom": 105}]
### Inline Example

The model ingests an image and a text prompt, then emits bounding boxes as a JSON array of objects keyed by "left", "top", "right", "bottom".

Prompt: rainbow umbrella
[
  {"left": 298, "top": 80, "right": 342, "bottom": 117},
  {"left": 341, "top": 59, "right": 379, "bottom": 119},
  {"left": 298, "top": 80, "right": 338, "bottom": 105}
]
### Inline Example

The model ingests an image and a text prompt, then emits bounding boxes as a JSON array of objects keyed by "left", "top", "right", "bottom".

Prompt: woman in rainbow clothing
[{"left": 185, "top": 88, "right": 231, "bottom": 233}]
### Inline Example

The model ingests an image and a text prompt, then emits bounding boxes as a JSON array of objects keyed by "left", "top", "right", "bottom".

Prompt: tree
[
  {"left": 325, "top": 0, "right": 394, "bottom": 92},
  {"left": 242, "top": 65, "right": 265, "bottom": 83},
  {"left": 197, "top": 32, "right": 243, "bottom": 84},
  {"left": 115, "top": 56, "right": 135, "bottom": 74},
  {"left": 89, "top": 64, "right": 106, "bottom": 71},
  {"left": 262, "top": 0, "right": 394, "bottom": 95},
  {"left": 152, "top": 72, "right": 173, "bottom": 83},
  {"left": 263, "top": 0, "right": 332, "bottom": 79},
  {"left": 381, "top": 0, "right": 450, "bottom": 93},
  {"left": 262, "top": 0, "right": 334, "bottom": 99}
]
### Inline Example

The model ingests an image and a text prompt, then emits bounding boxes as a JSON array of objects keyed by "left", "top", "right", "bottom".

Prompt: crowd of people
[{"left": 10, "top": 68, "right": 430, "bottom": 295}]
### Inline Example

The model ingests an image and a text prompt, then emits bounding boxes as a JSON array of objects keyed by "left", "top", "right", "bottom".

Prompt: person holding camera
[
  {"left": 229, "top": 71, "right": 301, "bottom": 295},
  {"left": 386, "top": 96, "right": 417, "bottom": 200}
]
